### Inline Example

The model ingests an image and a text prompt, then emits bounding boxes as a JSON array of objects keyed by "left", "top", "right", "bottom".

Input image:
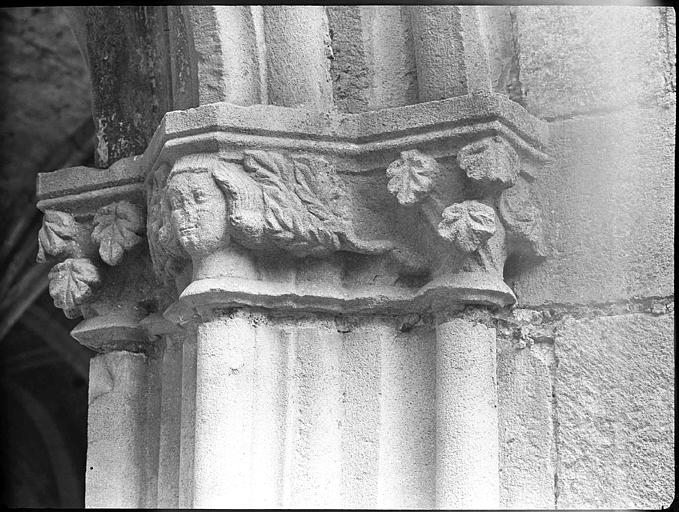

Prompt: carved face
[{"left": 167, "top": 171, "right": 229, "bottom": 257}]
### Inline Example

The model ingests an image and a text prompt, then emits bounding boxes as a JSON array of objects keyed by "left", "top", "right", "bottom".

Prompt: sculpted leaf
[
  {"left": 437, "top": 200, "right": 496, "bottom": 253},
  {"left": 498, "top": 178, "right": 546, "bottom": 257},
  {"left": 457, "top": 136, "right": 519, "bottom": 190},
  {"left": 292, "top": 158, "right": 336, "bottom": 222},
  {"left": 241, "top": 150, "right": 341, "bottom": 256},
  {"left": 386, "top": 149, "right": 438, "bottom": 206},
  {"left": 37, "top": 210, "right": 79, "bottom": 263},
  {"left": 48, "top": 258, "right": 102, "bottom": 312},
  {"left": 92, "top": 201, "right": 145, "bottom": 265}
]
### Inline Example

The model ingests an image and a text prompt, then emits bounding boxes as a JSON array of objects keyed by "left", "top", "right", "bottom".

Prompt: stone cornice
[
  {"left": 36, "top": 92, "right": 548, "bottom": 205},
  {"left": 142, "top": 91, "right": 549, "bottom": 172}
]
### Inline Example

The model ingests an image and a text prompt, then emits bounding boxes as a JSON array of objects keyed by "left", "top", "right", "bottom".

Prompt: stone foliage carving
[
  {"left": 148, "top": 150, "right": 395, "bottom": 281},
  {"left": 227, "top": 150, "right": 343, "bottom": 257},
  {"left": 457, "top": 135, "right": 519, "bottom": 191},
  {"left": 385, "top": 137, "right": 545, "bottom": 281},
  {"left": 91, "top": 200, "right": 145, "bottom": 265},
  {"left": 38, "top": 199, "right": 146, "bottom": 318},
  {"left": 498, "top": 177, "right": 546, "bottom": 257},
  {"left": 47, "top": 258, "right": 102, "bottom": 318},
  {"left": 438, "top": 200, "right": 496, "bottom": 254},
  {"left": 37, "top": 210, "right": 82, "bottom": 262},
  {"left": 147, "top": 163, "right": 187, "bottom": 284},
  {"left": 386, "top": 149, "right": 438, "bottom": 206}
]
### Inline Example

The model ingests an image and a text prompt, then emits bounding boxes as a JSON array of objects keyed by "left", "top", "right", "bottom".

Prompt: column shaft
[
  {"left": 85, "top": 351, "right": 149, "bottom": 508},
  {"left": 192, "top": 313, "right": 256, "bottom": 508},
  {"left": 409, "top": 5, "right": 491, "bottom": 101},
  {"left": 434, "top": 315, "right": 500, "bottom": 508},
  {"left": 262, "top": 5, "right": 334, "bottom": 109}
]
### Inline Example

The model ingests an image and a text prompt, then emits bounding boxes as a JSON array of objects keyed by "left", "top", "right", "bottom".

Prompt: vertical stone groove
[
  {"left": 178, "top": 329, "right": 196, "bottom": 508},
  {"left": 507, "top": 7, "right": 526, "bottom": 106},
  {"left": 156, "top": 334, "right": 184, "bottom": 507}
]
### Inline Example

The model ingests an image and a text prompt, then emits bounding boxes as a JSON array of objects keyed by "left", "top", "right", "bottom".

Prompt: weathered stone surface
[
  {"left": 497, "top": 337, "right": 555, "bottom": 509},
  {"left": 86, "top": 351, "right": 149, "bottom": 508},
  {"left": 67, "top": 7, "right": 172, "bottom": 167},
  {"left": 386, "top": 149, "right": 437, "bottom": 206},
  {"left": 554, "top": 313, "right": 674, "bottom": 509},
  {"left": 182, "top": 6, "right": 260, "bottom": 107},
  {"left": 262, "top": 6, "right": 334, "bottom": 110},
  {"left": 377, "top": 320, "right": 436, "bottom": 509},
  {"left": 327, "top": 6, "right": 421, "bottom": 113},
  {"left": 516, "top": 6, "right": 675, "bottom": 119},
  {"left": 512, "top": 107, "right": 675, "bottom": 305},
  {"left": 435, "top": 317, "right": 499, "bottom": 508},
  {"left": 437, "top": 200, "right": 496, "bottom": 254}
]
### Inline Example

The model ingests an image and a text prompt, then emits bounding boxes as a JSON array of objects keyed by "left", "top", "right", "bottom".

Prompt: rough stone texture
[
  {"left": 68, "top": 7, "right": 172, "bottom": 168},
  {"left": 375, "top": 320, "right": 436, "bottom": 509},
  {"left": 183, "top": 6, "right": 260, "bottom": 107},
  {"left": 516, "top": 6, "right": 675, "bottom": 119},
  {"left": 511, "top": 106, "right": 675, "bottom": 306},
  {"left": 263, "top": 6, "right": 334, "bottom": 110},
  {"left": 156, "top": 335, "right": 183, "bottom": 507},
  {"left": 327, "top": 6, "right": 418, "bottom": 112},
  {"left": 409, "top": 6, "right": 491, "bottom": 101},
  {"left": 477, "top": 6, "right": 517, "bottom": 98},
  {"left": 497, "top": 338, "right": 555, "bottom": 509},
  {"left": 555, "top": 313, "right": 674, "bottom": 509}
]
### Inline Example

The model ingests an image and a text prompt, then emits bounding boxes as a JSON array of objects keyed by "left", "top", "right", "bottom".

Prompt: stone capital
[{"left": 37, "top": 91, "right": 549, "bottom": 347}]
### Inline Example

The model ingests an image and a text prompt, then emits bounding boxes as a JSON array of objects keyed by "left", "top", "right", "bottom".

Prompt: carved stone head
[{"left": 166, "top": 154, "right": 231, "bottom": 258}]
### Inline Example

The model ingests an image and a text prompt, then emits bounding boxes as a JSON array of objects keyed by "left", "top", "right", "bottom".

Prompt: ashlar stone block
[
  {"left": 512, "top": 106, "right": 675, "bottom": 306},
  {"left": 516, "top": 6, "right": 674, "bottom": 119},
  {"left": 554, "top": 313, "right": 674, "bottom": 509}
]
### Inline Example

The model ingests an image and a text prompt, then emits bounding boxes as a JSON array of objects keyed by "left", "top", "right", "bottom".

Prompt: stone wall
[{"left": 501, "top": 6, "right": 675, "bottom": 508}]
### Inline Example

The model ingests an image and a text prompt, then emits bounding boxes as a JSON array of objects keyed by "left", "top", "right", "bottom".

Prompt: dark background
[{"left": 0, "top": 6, "right": 95, "bottom": 508}]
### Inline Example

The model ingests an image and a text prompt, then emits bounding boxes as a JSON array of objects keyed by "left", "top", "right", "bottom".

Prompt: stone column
[
  {"left": 70, "top": 311, "right": 157, "bottom": 508},
  {"left": 84, "top": 351, "right": 148, "bottom": 508},
  {"left": 409, "top": 5, "right": 491, "bottom": 100},
  {"left": 154, "top": 330, "right": 184, "bottom": 507},
  {"left": 191, "top": 312, "right": 256, "bottom": 507},
  {"left": 435, "top": 314, "right": 500, "bottom": 508}
]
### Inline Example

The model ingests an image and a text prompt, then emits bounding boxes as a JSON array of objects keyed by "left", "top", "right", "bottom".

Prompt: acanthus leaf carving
[
  {"left": 437, "top": 200, "right": 497, "bottom": 254},
  {"left": 386, "top": 149, "right": 438, "bottom": 206},
  {"left": 48, "top": 258, "right": 102, "bottom": 314},
  {"left": 457, "top": 136, "right": 519, "bottom": 191},
  {"left": 91, "top": 200, "right": 145, "bottom": 266},
  {"left": 37, "top": 210, "right": 80, "bottom": 263}
]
